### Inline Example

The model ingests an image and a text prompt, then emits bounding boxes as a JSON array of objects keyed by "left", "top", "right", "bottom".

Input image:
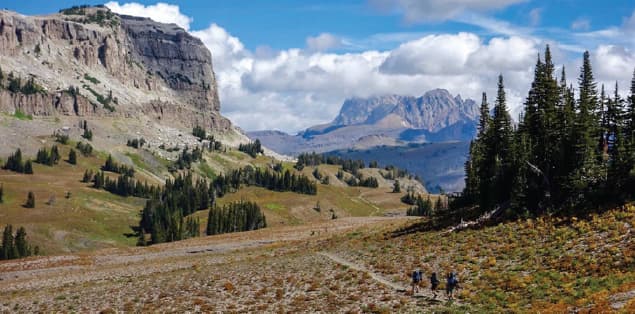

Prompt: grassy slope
[
  {"left": 322, "top": 205, "right": 635, "bottom": 312},
  {"left": 1, "top": 140, "right": 427, "bottom": 255},
  {"left": 0, "top": 143, "right": 156, "bottom": 254}
]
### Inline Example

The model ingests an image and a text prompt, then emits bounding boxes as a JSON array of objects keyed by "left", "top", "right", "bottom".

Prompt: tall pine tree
[{"left": 490, "top": 74, "right": 514, "bottom": 206}]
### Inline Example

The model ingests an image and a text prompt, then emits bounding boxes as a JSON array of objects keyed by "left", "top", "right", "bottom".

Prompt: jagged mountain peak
[{"left": 330, "top": 89, "right": 478, "bottom": 132}]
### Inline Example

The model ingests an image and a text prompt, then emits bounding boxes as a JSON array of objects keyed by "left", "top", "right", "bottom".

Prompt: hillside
[
  {"left": 1, "top": 205, "right": 632, "bottom": 312},
  {"left": 0, "top": 130, "right": 433, "bottom": 255}
]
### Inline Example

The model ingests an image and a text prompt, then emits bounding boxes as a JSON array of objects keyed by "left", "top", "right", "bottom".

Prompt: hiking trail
[{"left": 318, "top": 251, "right": 463, "bottom": 305}]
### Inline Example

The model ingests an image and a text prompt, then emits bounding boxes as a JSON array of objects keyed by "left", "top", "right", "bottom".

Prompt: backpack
[
  {"left": 450, "top": 275, "right": 458, "bottom": 286},
  {"left": 431, "top": 275, "right": 439, "bottom": 284},
  {"left": 412, "top": 270, "right": 421, "bottom": 282}
]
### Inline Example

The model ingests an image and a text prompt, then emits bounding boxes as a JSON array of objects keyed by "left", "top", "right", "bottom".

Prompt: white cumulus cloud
[
  {"left": 104, "top": 1, "right": 192, "bottom": 30},
  {"left": 306, "top": 33, "right": 343, "bottom": 52}
]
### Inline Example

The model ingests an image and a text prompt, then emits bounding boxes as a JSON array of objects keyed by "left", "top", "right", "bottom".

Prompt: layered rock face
[
  {"left": 0, "top": 6, "right": 229, "bottom": 130},
  {"left": 120, "top": 15, "right": 220, "bottom": 113}
]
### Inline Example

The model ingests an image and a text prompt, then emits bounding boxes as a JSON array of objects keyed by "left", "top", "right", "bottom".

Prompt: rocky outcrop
[
  {"left": 0, "top": 90, "right": 96, "bottom": 116},
  {"left": 331, "top": 89, "right": 478, "bottom": 132},
  {"left": 0, "top": 6, "right": 228, "bottom": 131}
]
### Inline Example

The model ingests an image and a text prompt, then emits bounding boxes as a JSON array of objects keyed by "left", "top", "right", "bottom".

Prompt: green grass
[
  {"left": 13, "top": 110, "right": 33, "bottom": 120},
  {"left": 125, "top": 152, "right": 150, "bottom": 172},
  {"left": 198, "top": 162, "right": 216, "bottom": 179},
  {"left": 83, "top": 73, "right": 100, "bottom": 85}
]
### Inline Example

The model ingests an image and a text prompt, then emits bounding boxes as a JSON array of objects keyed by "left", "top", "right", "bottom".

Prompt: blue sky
[
  {"left": 8, "top": 1, "right": 634, "bottom": 52},
  {"left": 5, "top": 1, "right": 635, "bottom": 132}
]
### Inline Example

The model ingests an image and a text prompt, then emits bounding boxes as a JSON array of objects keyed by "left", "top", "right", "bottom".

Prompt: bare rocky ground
[{"left": 0, "top": 217, "right": 460, "bottom": 313}]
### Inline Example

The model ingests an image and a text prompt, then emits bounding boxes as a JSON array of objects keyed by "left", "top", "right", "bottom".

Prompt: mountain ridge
[{"left": 249, "top": 89, "right": 479, "bottom": 192}]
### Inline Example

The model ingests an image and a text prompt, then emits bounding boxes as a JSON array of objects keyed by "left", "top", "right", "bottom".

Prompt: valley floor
[
  {"left": 2, "top": 206, "right": 635, "bottom": 313},
  {"left": 1, "top": 217, "right": 453, "bottom": 313}
]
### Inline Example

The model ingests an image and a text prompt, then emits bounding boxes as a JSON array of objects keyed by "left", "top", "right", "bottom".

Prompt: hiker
[
  {"left": 446, "top": 272, "right": 459, "bottom": 300},
  {"left": 430, "top": 272, "right": 440, "bottom": 298},
  {"left": 411, "top": 269, "right": 422, "bottom": 294}
]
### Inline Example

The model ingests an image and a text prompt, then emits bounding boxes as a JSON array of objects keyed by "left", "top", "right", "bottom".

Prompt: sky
[{"left": 5, "top": 1, "right": 635, "bottom": 133}]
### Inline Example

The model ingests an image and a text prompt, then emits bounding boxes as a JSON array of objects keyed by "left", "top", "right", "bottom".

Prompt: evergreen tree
[
  {"left": 554, "top": 68, "right": 578, "bottom": 206},
  {"left": 407, "top": 195, "right": 433, "bottom": 216},
  {"left": 569, "top": 51, "right": 602, "bottom": 206},
  {"left": 68, "top": 149, "right": 77, "bottom": 165},
  {"left": 82, "top": 169, "right": 94, "bottom": 183},
  {"left": 490, "top": 74, "right": 514, "bottom": 206},
  {"left": 458, "top": 47, "right": 632, "bottom": 215},
  {"left": 82, "top": 128, "right": 93, "bottom": 141},
  {"left": 206, "top": 201, "right": 266, "bottom": 236},
  {"left": 1, "top": 225, "right": 16, "bottom": 260},
  {"left": 50, "top": 146, "right": 60, "bottom": 165},
  {"left": 24, "top": 160, "right": 33, "bottom": 174},
  {"left": 14, "top": 227, "right": 30, "bottom": 258},
  {"left": 25, "top": 191, "right": 35, "bottom": 208},
  {"left": 476, "top": 93, "right": 494, "bottom": 209},
  {"left": 517, "top": 47, "right": 561, "bottom": 213},
  {"left": 625, "top": 68, "right": 635, "bottom": 187},
  {"left": 607, "top": 83, "right": 631, "bottom": 200},
  {"left": 3, "top": 148, "right": 25, "bottom": 173},
  {"left": 392, "top": 180, "right": 401, "bottom": 193}
]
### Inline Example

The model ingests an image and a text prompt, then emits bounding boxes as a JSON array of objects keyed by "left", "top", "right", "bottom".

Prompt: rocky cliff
[{"left": 0, "top": 6, "right": 229, "bottom": 131}]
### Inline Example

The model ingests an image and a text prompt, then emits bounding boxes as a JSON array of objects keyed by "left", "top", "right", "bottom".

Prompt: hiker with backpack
[
  {"left": 411, "top": 269, "right": 422, "bottom": 294},
  {"left": 446, "top": 272, "right": 459, "bottom": 300},
  {"left": 430, "top": 272, "right": 440, "bottom": 298}
]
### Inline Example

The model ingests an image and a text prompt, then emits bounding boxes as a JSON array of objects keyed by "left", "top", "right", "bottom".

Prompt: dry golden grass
[{"left": 1, "top": 217, "right": 453, "bottom": 313}]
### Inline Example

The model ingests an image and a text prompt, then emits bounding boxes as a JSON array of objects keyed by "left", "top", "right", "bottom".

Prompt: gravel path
[{"left": 318, "top": 251, "right": 462, "bottom": 306}]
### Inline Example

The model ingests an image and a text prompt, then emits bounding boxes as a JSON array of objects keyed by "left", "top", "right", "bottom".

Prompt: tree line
[
  {"left": 2, "top": 149, "right": 33, "bottom": 174},
  {"left": 238, "top": 139, "right": 264, "bottom": 158},
  {"left": 35, "top": 146, "right": 61, "bottom": 166},
  {"left": 206, "top": 201, "right": 266, "bottom": 235},
  {"left": 138, "top": 173, "right": 216, "bottom": 245},
  {"left": 406, "top": 195, "right": 446, "bottom": 217},
  {"left": 461, "top": 46, "right": 635, "bottom": 217},
  {"left": 214, "top": 166, "right": 318, "bottom": 196},
  {"left": 295, "top": 152, "right": 367, "bottom": 173},
  {"left": 102, "top": 154, "right": 135, "bottom": 177}
]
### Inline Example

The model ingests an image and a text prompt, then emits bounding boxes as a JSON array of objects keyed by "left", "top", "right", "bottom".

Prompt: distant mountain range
[{"left": 248, "top": 89, "right": 479, "bottom": 192}]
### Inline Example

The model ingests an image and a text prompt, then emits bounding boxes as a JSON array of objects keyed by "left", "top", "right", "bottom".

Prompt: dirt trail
[
  {"left": 319, "top": 251, "right": 462, "bottom": 305},
  {"left": 319, "top": 251, "right": 407, "bottom": 291}
]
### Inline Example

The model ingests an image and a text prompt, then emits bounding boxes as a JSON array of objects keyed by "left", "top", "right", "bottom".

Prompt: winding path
[{"left": 318, "top": 251, "right": 463, "bottom": 306}]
